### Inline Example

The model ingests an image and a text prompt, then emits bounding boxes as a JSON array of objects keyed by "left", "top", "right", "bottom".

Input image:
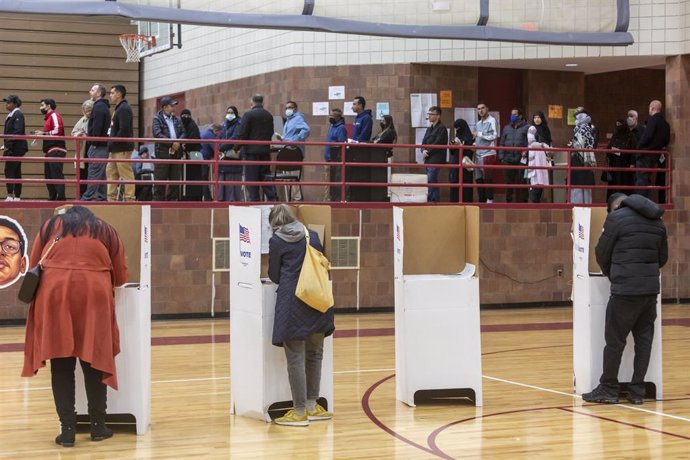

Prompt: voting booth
[
  {"left": 71, "top": 205, "right": 152, "bottom": 435},
  {"left": 229, "top": 205, "right": 334, "bottom": 421},
  {"left": 393, "top": 206, "right": 482, "bottom": 407},
  {"left": 572, "top": 207, "right": 662, "bottom": 399}
]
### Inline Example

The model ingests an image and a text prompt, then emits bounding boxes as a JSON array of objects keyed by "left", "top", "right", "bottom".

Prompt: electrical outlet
[{"left": 557, "top": 269, "right": 563, "bottom": 277}]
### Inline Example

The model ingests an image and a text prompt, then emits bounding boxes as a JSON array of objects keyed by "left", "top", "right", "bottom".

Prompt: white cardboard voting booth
[
  {"left": 393, "top": 206, "right": 482, "bottom": 407},
  {"left": 73, "top": 205, "right": 152, "bottom": 435},
  {"left": 229, "top": 205, "right": 334, "bottom": 421},
  {"left": 572, "top": 207, "right": 662, "bottom": 399}
]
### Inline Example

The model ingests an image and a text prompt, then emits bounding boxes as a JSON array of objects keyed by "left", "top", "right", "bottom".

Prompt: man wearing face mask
[
  {"left": 152, "top": 96, "right": 184, "bottom": 201},
  {"left": 325, "top": 108, "right": 347, "bottom": 201},
  {"left": 499, "top": 108, "right": 529, "bottom": 203},
  {"left": 275, "top": 101, "right": 310, "bottom": 201},
  {"left": 35, "top": 98, "right": 67, "bottom": 201},
  {"left": 180, "top": 109, "right": 203, "bottom": 201}
]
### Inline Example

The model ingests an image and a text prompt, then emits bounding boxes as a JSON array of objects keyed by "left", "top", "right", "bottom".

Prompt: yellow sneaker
[
  {"left": 307, "top": 404, "right": 333, "bottom": 421},
  {"left": 274, "top": 409, "right": 309, "bottom": 426}
]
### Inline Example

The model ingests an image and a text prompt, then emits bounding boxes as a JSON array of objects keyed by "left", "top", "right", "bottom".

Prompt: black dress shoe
[
  {"left": 55, "top": 425, "right": 75, "bottom": 447},
  {"left": 582, "top": 385, "right": 619, "bottom": 404}
]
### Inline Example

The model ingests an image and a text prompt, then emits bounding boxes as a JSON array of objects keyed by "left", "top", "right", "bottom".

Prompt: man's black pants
[{"left": 600, "top": 294, "right": 657, "bottom": 397}]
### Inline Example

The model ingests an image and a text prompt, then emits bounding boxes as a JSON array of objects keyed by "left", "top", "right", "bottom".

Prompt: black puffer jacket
[{"left": 595, "top": 194, "right": 668, "bottom": 296}]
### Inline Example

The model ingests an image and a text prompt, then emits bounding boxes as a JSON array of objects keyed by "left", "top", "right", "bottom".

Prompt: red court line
[
  {"left": 360, "top": 373, "right": 453, "bottom": 460},
  {"left": 558, "top": 407, "right": 690, "bottom": 441}
]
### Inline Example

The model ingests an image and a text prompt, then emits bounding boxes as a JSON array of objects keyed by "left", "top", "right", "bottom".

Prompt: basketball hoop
[{"left": 119, "top": 34, "right": 156, "bottom": 63}]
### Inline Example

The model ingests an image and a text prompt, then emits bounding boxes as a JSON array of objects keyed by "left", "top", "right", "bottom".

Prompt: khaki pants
[{"left": 106, "top": 151, "right": 135, "bottom": 201}]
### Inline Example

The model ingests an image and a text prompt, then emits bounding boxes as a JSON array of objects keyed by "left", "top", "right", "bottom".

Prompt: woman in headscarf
[
  {"left": 569, "top": 110, "right": 597, "bottom": 204},
  {"left": 450, "top": 118, "right": 475, "bottom": 203}
]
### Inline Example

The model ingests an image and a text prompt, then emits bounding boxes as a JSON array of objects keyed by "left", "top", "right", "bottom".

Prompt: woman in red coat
[{"left": 22, "top": 206, "right": 127, "bottom": 447}]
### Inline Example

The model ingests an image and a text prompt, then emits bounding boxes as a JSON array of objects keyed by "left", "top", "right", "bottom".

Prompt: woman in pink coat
[{"left": 527, "top": 125, "right": 552, "bottom": 203}]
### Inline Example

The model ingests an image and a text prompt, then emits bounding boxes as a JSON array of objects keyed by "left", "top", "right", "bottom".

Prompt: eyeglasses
[
  {"left": 0, "top": 238, "right": 21, "bottom": 255},
  {"left": 427, "top": 112, "right": 439, "bottom": 116}
]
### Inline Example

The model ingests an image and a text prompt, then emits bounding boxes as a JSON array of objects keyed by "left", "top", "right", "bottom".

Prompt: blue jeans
[{"left": 426, "top": 166, "right": 440, "bottom": 202}]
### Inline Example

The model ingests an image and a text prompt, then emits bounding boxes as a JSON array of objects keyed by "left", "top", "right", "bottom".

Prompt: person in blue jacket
[
  {"left": 325, "top": 108, "right": 347, "bottom": 201},
  {"left": 218, "top": 106, "right": 244, "bottom": 201},
  {"left": 348, "top": 96, "right": 374, "bottom": 201},
  {"left": 275, "top": 101, "right": 310, "bottom": 201},
  {"left": 200, "top": 123, "right": 221, "bottom": 201},
  {"left": 268, "top": 204, "right": 335, "bottom": 426}
]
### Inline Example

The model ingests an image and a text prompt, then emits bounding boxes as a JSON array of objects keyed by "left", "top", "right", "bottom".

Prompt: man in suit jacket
[{"left": 422, "top": 106, "right": 448, "bottom": 202}]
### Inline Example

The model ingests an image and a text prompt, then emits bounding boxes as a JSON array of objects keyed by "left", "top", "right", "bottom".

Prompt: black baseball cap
[
  {"left": 160, "top": 96, "right": 178, "bottom": 107},
  {"left": 2, "top": 95, "right": 21, "bottom": 107}
]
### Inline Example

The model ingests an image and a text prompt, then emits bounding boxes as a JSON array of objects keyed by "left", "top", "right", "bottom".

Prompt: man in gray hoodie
[{"left": 473, "top": 103, "right": 498, "bottom": 203}]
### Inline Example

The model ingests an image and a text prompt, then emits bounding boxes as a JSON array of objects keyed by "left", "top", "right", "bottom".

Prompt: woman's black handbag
[{"left": 17, "top": 236, "right": 60, "bottom": 304}]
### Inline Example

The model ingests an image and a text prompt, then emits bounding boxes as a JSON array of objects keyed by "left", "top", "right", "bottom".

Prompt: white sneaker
[
  {"left": 13, "top": 197, "right": 20, "bottom": 201},
  {"left": 486, "top": 199, "right": 493, "bottom": 203},
  {"left": 4, "top": 196, "right": 14, "bottom": 201}
]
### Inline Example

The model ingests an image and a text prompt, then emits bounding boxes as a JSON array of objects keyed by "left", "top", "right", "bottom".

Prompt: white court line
[
  {"left": 334, "top": 368, "right": 395, "bottom": 375},
  {"left": 483, "top": 374, "right": 690, "bottom": 423},
  {"left": 0, "top": 386, "right": 50, "bottom": 393}
]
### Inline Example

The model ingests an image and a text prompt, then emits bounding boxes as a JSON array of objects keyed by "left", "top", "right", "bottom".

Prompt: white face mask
[
  {"left": 226, "top": 114, "right": 235, "bottom": 121},
  {"left": 285, "top": 109, "right": 294, "bottom": 118}
]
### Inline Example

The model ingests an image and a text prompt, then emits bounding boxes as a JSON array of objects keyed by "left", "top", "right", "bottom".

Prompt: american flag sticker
[
  {"left": 578, "top": 224, "right": 585, "bottom": 240},
  {"left": 239, "top": 225, "right": 251, "bottom": 244}
]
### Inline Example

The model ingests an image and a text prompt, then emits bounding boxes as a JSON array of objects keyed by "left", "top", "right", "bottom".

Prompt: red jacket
[{"left": 41, "top": 109, "right": 66, "bottom": 154}]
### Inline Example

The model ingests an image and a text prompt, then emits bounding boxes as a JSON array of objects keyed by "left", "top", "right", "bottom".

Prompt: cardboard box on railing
[{"left": 393, "top": 205, "right": 479, "bottom": 277}]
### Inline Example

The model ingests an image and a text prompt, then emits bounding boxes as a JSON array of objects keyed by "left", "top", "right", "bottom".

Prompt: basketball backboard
[{"left": 134, "top": 0, "right": 179, "bottom": 57}]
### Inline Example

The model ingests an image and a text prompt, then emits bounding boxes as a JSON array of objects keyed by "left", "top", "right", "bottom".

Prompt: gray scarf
[{"left": 274, "top": 221, "right": 305, "bottom": 243}]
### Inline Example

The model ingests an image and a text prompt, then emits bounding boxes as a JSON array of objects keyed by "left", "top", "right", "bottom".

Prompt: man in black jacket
[
  {"left": 106, "top": 84, "right": 135, "bottom": 201},
  {"left": 583, "top": 193, "right": 668, "bottom": 405},
  {"left": 422, "top": 106, "right": 448, "bottom": 202},
  {"left": 81, "top": 83, "right": 110, "bottom": 201},
  {"left": 635, "top": 100, "right": 670, "bottom": 201},
  {"left": 235, "top": 94, "right": 277, "bottom": 202},
  {"left": 152, "top": 96, "right": 184, "bottom": 201},
  {"left": 2, "top": 95, "right": 28, "bottom": 201}
]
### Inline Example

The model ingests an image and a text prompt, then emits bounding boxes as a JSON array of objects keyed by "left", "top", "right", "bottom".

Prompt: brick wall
[{"left": 1, "top": 205, "right": 687, "bottom": 321}]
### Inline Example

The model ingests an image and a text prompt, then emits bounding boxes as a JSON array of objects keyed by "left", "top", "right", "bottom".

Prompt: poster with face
[{"left": 0, "top": 216, "right": 29, "bottom": 289}]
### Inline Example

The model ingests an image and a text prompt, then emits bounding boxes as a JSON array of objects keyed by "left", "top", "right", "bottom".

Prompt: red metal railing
[{"left": 0, "top": 133, "right": 671, "bottom": 208}]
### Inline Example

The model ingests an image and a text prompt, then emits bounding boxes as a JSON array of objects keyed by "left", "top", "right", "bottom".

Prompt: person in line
[
  {"left": 605, "top": 119, "right": 634, "bottom": 200},
  {"left": 2, "top": 95, "right": 28, "bottom": 201},
  {"left": 636, "top": 100, "right": 670, "bottom": 203},
  {"left": 71, "top": 99, "right": 94, "bottom": 197},
  {"left": 450, "top": 118, "right": 475, "bottom": 203},
  {"left": 81, "top": 84, "right": 110, "bottom": 202},
  {"left": 421, "top": 106, "right": 448, "bottom": 203},
  {"left": 268, "top": 204, "right": 335, "bottom": 426},
  {"left": 370, "top": 114, "right": 396, "bottom": 202},
  {"left": 526, "top": 125, "right": 551, "bottom": 203},
  {"left": 152, "top": 96, "right": 184, "bottom": 201},
  {"left": 22, "top": 206, "right": 128, "bottom": 446},
  {"left": 472, "top": 103, "right": 498, "bottom": 203},
  {"left": 180, "top": 109, "right": 203, "bottom": 201},
  {"left": 569, "top": 109, "right": 597, "bottom": 204},
  {"left": 583, "top": 193, "right": 667, "bottom": 405},
  {"left": 499, "top": 108, "right": 529, "bottom": 203},
  {"left": 275, "top": 101, "right": 310, "bottom": 201},
  {"left": 132, "top": 146, "right": 155, "bottom": 201},
  {"left": 106, "top": 85, "right": 135, "bottom": 202},
  {"left": 234, "top": 94, "right": 277, "bottom": 202},
  {"left": 35, "top": 98, "right": 67, "bottom": 201},
  {"left": 325, "top": 107, "right": 347, "bottom": 202},
  {"left": 347, "top": 96, "right": 374, "bottom": 201},
  {"left": 200, "top": 123, "right": 222, "bottom": 201},
  {"left": 0, "top": 216, "right": 28, "bottom": 288},
  {"left": 218, "top": 106, "right": 244, "bottom": 201}
]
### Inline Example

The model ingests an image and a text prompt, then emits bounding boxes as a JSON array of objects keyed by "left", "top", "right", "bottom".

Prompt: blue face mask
[
  {"left": 510, "top": 114, "right": 519, "bottom": 123},
  {"left": 285, "top": 109, "right": 295, "bottom": 118}
]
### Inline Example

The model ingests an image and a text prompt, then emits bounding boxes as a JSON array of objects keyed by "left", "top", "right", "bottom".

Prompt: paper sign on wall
[
  {"left": 410, "top": 93, "right": 437, "bottom": 128},
  {"left": 548, "top": 104, "right": 563, "bottom": 119},
  {"left": 567, "top": 108, "right": 577, "bottom": 126},
  {"left": 312, "top": 102, "right": 329, "bottom": 117},
  {"left": 376, "top": 102, "right": 390, "bottom": 120},
  {"left": 343, "top": 101, "right": 356, "bottom": 117},
  {"left": 328, "top": 86, "right": 345, "bottom": 100},
  {"left": 440, "top": 90, "right": 452, "bottom": 108}
]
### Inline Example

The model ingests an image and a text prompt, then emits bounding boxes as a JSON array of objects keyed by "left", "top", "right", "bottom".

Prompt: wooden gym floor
[{"left": 0, "top": 306, "right": 688, "bottom": 459}]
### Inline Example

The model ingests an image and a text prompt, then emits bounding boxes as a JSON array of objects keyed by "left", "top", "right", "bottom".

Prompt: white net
[{"left": 119, "top": 34, "right": 155, "bottom": 63}]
